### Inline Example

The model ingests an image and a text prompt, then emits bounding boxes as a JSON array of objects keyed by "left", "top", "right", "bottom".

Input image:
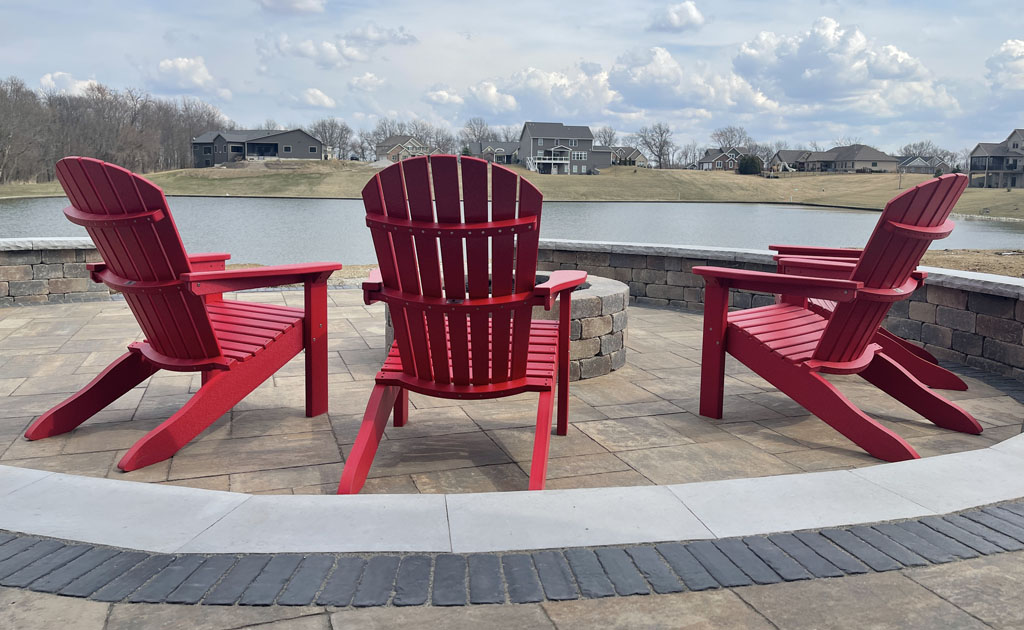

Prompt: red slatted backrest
[
  {"left": 813, "top": 174, "right": 967, "bottom": 363},
  {"left": 362, "top": 156, "right": 542, "bottom": 386},
  {"left": 55, "top": 157, "right": 222, "bottom": 362}
]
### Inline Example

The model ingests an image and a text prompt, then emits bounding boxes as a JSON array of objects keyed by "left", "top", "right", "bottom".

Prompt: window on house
[
  {"left": 538, "top": 138, "right": 544, "bottom": 146},
  {"left": 283, "top": 146, "right": 292, "bottom": 153},
  {"left": 872, "top": 161, "right": 878, "bottom": 167},
  {"left": 203, "top": 146, "right": 212, "bottom": 155},
  {"left": 569, "top": 139, "right": 578, "bottom": 147},
  {"left": 1014, "top": 143, "right": 1019, "bottom": 148},
  {"left": 716, "top": 161, "right": 722, "bottom": 168},
  {"left": 572, "top": 165, "right": 578, "bottom": 173},
  {"left": 231, "top": 146, "right": 242, "bottom": 153},
  {"left": 309, "top": 146, "right": 317, "bottom": 153},
  {"left": 571, "top": 151, "right": 587, "bottom": 161},
  {"left": 204, "top": 159, "right": 210, "bottom": 166},
  {"left": 537, "top": 150, "right": 543, "bottom": 156},
  {"left": 728, "top": 161, "right": 734, "bottom": 168}
]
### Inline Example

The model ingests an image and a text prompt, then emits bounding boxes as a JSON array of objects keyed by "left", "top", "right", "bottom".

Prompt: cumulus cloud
[
  {"left": 302, "top": 87, "right": 336, "bottom": 107},
  {"left": 647, "top": 2, "right": 705, "bottom": 32},
  {"left": 349, "top": 72, "right": 386, "bottom": 92},
  {"left": 732, "top": 17, "right": 954, "bottom": 116},
  {"left": 256, "top": 0, "right": 325, "bottom": 13},
  {"left": 986, "top": 39, "right": 1024, "bottom": 90},
  {"left": 39, "top": 71, "right": 98, "bottom": 96},
  {"left": 260, "top": 23, "right": 416, "bottom": 69},
  {"left": 424, "top": 86, "right": 464, "bottom": 106},
  {"left": 468, "top": 81, "right": 517, "bottom": 113},
  {"left": 151, "top": 56, "right": 231, "bottom": 99}
]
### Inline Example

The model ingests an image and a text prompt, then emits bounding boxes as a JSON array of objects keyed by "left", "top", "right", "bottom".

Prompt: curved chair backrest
[
  {"left": 813, "top": 173, "right": 968, "bottom": 364},
  {"left": 362, "top": 155, "right": 543, "bottom": 386},
  {"left": 55, "top": 157, "right": 222, "bottom": 362}
]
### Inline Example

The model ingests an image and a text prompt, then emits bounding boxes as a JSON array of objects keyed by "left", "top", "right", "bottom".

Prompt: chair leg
[
  {"left": 872, "top": 330, "right": 967, "bottom": 391},
  {"left": 25, "top": 351, "right": 157, "bottom": 440},
  {"left": 860, "top": 353, "right": 982, "bottom": 434},
  {"left": 337, "top": 384, "right": 400, "bottom": 494},
  {"left": 876, "top": 327, "right": 939, "bottom": 364},
  {"left": 393, "top": 388, "right": 408, "bottom": 427},
  {"left": 304, "top": 277, "right": 329, "bottom": 417},
  {"left": 557, "top": 306, "right": 570, "bottom": 437},
  {"left": 699, "top": 283, "right": 729, "bottom": 419},
  {"left": 529, "top": 388, "right": 556, "bottom": 491}
]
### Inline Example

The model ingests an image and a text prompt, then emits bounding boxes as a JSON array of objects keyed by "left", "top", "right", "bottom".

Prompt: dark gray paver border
[{"left": 4, "top": 500, "right": 1024, "bottom": 608}]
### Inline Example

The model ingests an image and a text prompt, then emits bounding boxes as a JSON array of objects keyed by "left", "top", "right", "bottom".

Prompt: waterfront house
[
  {"left": 698, "top": 147, "right": 751, "bottom": 171},
  {"left": 375, "top": 135, "right": 434, "bottom": 163},
  {"left": 607, "top": 146, "right": 650, "bottom": 168},
  {"left": 462, "top": 141, "right": 520, "bottom": 164},
  {"left": 897, "top": 155, "right": 953, "bottom": 175},
  {"left": 519, "top": 122, "right": 613, "bottom": 174},
  {"left": 968, "top": 129, "right": 1024, "bottom": 188},
  {"left": 769, "top": 145, "right": 898, "bottom": 173},
  {"left": 191, "top": 129, "right": 323, "bottom": 168}
]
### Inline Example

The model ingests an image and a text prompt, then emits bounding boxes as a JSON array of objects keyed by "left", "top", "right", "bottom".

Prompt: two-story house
[
  {"left": 375, "top": 135, "right": 434, "bottom": 163},
  {"left": 607, "top": 146, "right": 650, "bottom": 168},
  {"left": 698, "top": 147, "right": 751, "bottom": 171},
  {"left": 191, "top": 129, "right": 323, "bottom": 168},
  {"left": 463, "top": 141, "right": 520, "bottom": 164},
  {"left": 968, "top": 129, "right": 1024, "bottom": 188},
  {"left": 897, "top": 155, "right": 953, "bottom": 175},
  {"left": 518, "top": 122, "right": 613, "bottom": 174}
]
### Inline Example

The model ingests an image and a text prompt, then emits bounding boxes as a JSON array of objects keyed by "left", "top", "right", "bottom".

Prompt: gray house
[
  {"left": 518, "top": 122, "right": 612, "bottom": 174},
  {"left": 968, "top": 129, "right": 1024, "bottom": 188},
  {"left": 768, "top": 145, "right": 897, "bottom": 173},
  {"left": 463, "top": 141, "right": 519, "bottom": 164},
  {"left": 191, "top": 129, "right": 323, "bottom": 168}
]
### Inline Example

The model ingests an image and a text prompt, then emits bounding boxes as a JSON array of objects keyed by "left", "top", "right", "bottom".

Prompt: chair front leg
[
  {"left": 304, "top": 274, "right": 330, "bottom": 417},
  {"left": 556, "top": 288, "right": 572, "bottom": 436},
  {"left": 699, "top": 281, "right": 729, "bottom": 419}
]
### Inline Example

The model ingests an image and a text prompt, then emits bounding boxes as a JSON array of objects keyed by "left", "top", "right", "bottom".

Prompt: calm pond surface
[{"left": 2, "top": 196, "right": 1022, "bottom": 265}]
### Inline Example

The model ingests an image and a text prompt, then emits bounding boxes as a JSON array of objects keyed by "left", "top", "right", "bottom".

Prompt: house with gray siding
[
  {"left": 375, "top": 135, "right": 434, "bottom": 162},
  {"left": 768, "top": 145, "right": 897, "bottom": 173},
  {"left": 191, "top": 129, "right": 323, "bottom": 168},
  {"left": 968, "top": 129, "right": 1024, "bottom": 188},
  {"left": 519, "top": 122, "right": 612, "bottom": 174},
  {"left": 463, "top": 141, "right": 519, "bottom": 164}
]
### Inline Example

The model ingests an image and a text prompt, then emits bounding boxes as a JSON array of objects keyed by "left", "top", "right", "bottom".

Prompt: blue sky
[{"left": 2, "top": 0, "right": 1021, "bottom": 152}]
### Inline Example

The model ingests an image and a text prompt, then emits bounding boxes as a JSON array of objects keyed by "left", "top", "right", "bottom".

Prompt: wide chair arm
[
  {"left": 534, "top": 270, "right": 588, "bottom": 310},
  {"left": 183, "top": 262, "right": 341, "bottom": 296},
  {"left": 693, "top": 266, "right": 862, "bottom": 303},
  {"left": 769, "top": 244, "right": 863, "bottom": 258},
  {"left": 775, "top": 255, "right": 857, "bottom": 280},
  {"left": 188, "top": 252, "right": 232, "bottom": 271}
]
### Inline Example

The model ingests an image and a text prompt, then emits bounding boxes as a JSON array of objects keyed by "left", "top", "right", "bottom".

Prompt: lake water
[{"left": 2, "top": 196, "right": 1022, "bottom": 265}]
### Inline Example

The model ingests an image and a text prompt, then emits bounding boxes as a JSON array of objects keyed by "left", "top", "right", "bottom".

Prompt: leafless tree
[
  {"left": 305, "top": 118, "right": 353, "bottom": 159},
  {"left": 594, "top": 126, "right": 617, "bottom": 148},
  {"left": 958, "top": 147, "right": 973, "bottom": 171},
  {"left": 257, "top": 119, "right": 284, "bottom": 131},
  {"left": 831, "top": 135, "right": 863, "bottom": 147},
  {"left": 458, "top": 117, "right": 495, "bottom": 147},
  {"left": 429, "top": 127, "right": 457, "bottom": 154},
  {"left": 710, "top": 125, "right": 754, "bottom": 149},
  {"left": 370, "top": 118, "right": 408, "bottom": 145},
  {"left": 352, "top": 129, "right": 377, "bottom": 161},
  {"left": 672, "top": 139, "right": 702, "bottom": 168},
  {"left": 633, "top": 123, "right": 675, "bottom": 169}
]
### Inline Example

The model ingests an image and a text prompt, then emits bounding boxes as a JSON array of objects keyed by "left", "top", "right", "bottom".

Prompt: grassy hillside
[{"left": 2, "top": 160, "right": 1021, "bottom": 219}]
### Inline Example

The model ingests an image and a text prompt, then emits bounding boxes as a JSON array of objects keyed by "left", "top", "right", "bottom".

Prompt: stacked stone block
[{"left": 1, "top": 240, "right": 109, "bottom": 306}]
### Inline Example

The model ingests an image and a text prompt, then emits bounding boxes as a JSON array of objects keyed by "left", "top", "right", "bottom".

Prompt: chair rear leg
[
  {"left": 557, "top": 290, "right": 571, "bottom": 436},
  {"left": 876, "top": 327, "right": 939, "bottom": 364},
  {"left": 699, "top": 283, "right": 729, "bottom": 419},
  {"left": 529, "top": 389, "right": 556, "bottom": 491},
  {"left": 860, "top": 353, "right": 982, "bottom": 435},
  {"left": 393, "top": 388, "right": 408, "bottom": 427},
  {"left": 25, "top": 352, "right": 157, "bottom": 440},
  {"left": 872, "top": 330, "right": 967, "bottom": 391},
  {"left": 338, "top": 384, "right": 400, "bottom": 494}
]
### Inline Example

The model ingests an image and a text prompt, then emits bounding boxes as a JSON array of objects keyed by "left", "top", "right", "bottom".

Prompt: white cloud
[
  {"left": 424, "top": 86, "right": 464, "bottom": 106},
  {"left": 152, "top": 56, "right": 231, "bottom": 99},
  {"left": 349, "top": 72, "right": 385, "bottom": 92},
  {"left": 346, "top": 22, "right": 417, "bottom": 46},
  {"left": 986, "top": 39, "right": 1024, "bottom": 90},
  {"left": 260, "top": 23, "right": 416, "bottom": 70},
  {"left": 39, "top": 71, "right": 98, "bottom": 95},
  {"left": 468, "top": 81, "right": 517, "bottom": 113},
  {"left": 256, "top": 0, "right": 325, "bottom": 13},
  {"left": 302, "top": 87, "right": 336, "bottom": 107},
  {"left": 648, "top": 2, "right": 705, "bottom": 32}
]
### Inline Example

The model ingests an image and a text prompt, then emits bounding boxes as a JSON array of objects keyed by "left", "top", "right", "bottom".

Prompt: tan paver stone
[
  {"left": 758, "top": 415, "right": 861, "bottom": 449},
  {"left": 230, "top": 462, "right": 344, "bottom": 493},
  {"left": 3, "top": 450, "right": 117, "bottom": 477},
  {"left": 326, "top": 382, "right": 376, "bottom": 415},
  {"left": 234, "top": 384, "right": 310, "bottom": 412},
  {"left": 461, "top": 398, "right": 542, "bottom": 430},
  {"left": 384, "top": 405, "right": 479, "bottom": 440},
  {"left": 0, "top": 377, "right": 25, "bottom": 396},
  {"left": 109, "top": 451, "right": 171, "bottom": 482},
  {"left": 728, "top": 372, "right": 778, "bottom": 390},
  {"left": 331, "top": 604, "right": 554, "bottom": 629},
  {"left": 407, "top": 391, "right": 465, "bottom": 409},
  {"left": 1, "top": 432, "right": 69, "bottom": 460},
  {"left": 0, "top": 586, "right": 109, "bottom": 630},
  {"left": 231, "top": 408, "right": 333, "bottom": 439},
  {"left": 346, "top": 363, "right": 381, "bottom": 380},
  {"left": 617, "top": 439, "right": 800, "bottom": 485},
  {"left": 106, "top": 603, "right": 326, "bottom": 630},
  {"left": 543, "top": 588, "right": 773, "bottom": 630},
  {"left": 0, "top": 416, "right": 31, "bottom": 446},
  {"left": 169, "top": 430, "right": 340, "bottom": 479},
  {"left": 142, "top": 374, "right": 195, "bottom": 398},
  {"left": 488, "top": 424, "right": 607, "bottom": 462},
  {"left": 955, "top": 395, "right": 1024, "bottom": 427},
  {"left": 608, "top": 364, "right": 656, "bottom": 382},
  {"left": 737, "top": 571, "right": 990, "bottom": 630},
  {"left": 60, "top": 337, "right": 142, "bottom": 354},
  {"left": 544, "top": 470, "right": 655, "bottom": 489},
  {"left": 977, "top": 424, "right": 1023, "bottom": 442},
  {"left": 907, "top": 551, "right": 1024, "bottom": 628},
  {"left": 775, "top": 446, "right": 882, "bottom": 472},
  {"left": 739, "top": 391, "right": 809, "bottom": 417},
  {"left": 0, "top": 352, "right": 89, "bottom": 378},
  {"left": 570, "top": 376, "right": 661, "bottom": 407},
  {"left": 593, "top": 400, "right": 685, "bottom": 420},
  {"left": 340, "top": 348, "right": 382, "bottom": 365},
  {"left": 657, "top": 412, "right": 736, "bottom": 443},
  {"left": 672, "top": 395, "right": 785, "bottom": 423},
  {"left": 61, "top": 418, "right": 167, "bottom": 454},
  {"left": 160, "top": 475, "right": 230, "bottom": 491},
  {"left": 626, "top": 351, "right": 699, "bottom": 371},
  {"left": 905, "top": 432, "right": 996, "bottom": 457},
  {"left": 632, "top": 374, "right": 703, "bottom": 400},
  {"left": 576, "top": 416, "right": 695, "bottom": 451},
  {"left": 68, "top": 323, "right": 141, "bottom": 340},
  {"left": 940, "top": 377, "right": 1012, "bottom": 401},
  {"left": 542, "top": 452, "right": 633, "bottom": 479},
  {"left": 360, "top": 475, "right": 419, "bottom": 494},
  {"left": 343, "top": 431, "right": 512, "bottom": 478},
  {"left": 274, "top": 372, "right": 354, "bottom": 389},
  {"left": 413, "top": 462, "right": 530, "bottom": 493},
  {"left": 719, "top": 421, "right": 807, "bottom": 454}
]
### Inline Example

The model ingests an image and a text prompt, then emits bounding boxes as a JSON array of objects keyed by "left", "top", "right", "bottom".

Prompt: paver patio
[{"left": 1, "top": 290, "right": 1021, "bottom": 495}]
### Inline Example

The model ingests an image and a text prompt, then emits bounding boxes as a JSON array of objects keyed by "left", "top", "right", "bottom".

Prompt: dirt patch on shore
[{"left": 922, "top": 249, "right": 1024, "bottom": 278}]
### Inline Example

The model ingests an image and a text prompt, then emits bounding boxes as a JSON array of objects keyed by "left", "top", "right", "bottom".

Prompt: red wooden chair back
[
  {"left": 362, "top": 155, "right": 542, "bottom": 386},
  {"left": 55, "top": 157, "right": 222, "bottom": 362},
  {"left": 813, "top": 174, "right": 967, "bottom": 364}
]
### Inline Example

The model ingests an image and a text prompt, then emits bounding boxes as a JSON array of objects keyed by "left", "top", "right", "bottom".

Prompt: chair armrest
[
  {"left": 769, "top": 244, "right": 863, "bottom": 258},
  {"left": 362, "top": 269, "right": 383, "bottom": 305},
  {"left": 534, "top": 270, "right": 588, "bottom": 310},
  {"left": 183, "top": 262, "right": 341, "bottom": 296},
  {"left": 188, "top": 252, "right": 231, "bottom": 271},
  {"left": 775, "top": 256, "right": 856, "bottom": 280},
  {"left": 693, "top": 266, "right": 862, "bottom": 302}
]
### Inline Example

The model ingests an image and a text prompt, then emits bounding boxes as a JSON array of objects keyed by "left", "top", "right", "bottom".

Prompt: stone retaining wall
[
  {"left": 538, "top": 239, "right": 1024, "bottom": 383},
  {"left": 0, "top": 238, "right": 110, "bottom": 306}
]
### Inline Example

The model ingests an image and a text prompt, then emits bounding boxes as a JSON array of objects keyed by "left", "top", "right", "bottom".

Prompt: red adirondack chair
[
  {"left": 695, "top": 174, "right": 982, "bottom": 462},
  {"left": 337, "top": 155, "right": 586, "bottom": 493},
  {"left": 766, "top": 246, "right": 968, "bottom": 391},
  {"left": 23, "top": 157, "right": 341, "bottom": 470}
]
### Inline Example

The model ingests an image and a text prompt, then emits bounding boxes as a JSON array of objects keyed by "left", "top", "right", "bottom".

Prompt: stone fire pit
[{"left": 383, "top": 274, "right": 629, "bottom": 381}]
